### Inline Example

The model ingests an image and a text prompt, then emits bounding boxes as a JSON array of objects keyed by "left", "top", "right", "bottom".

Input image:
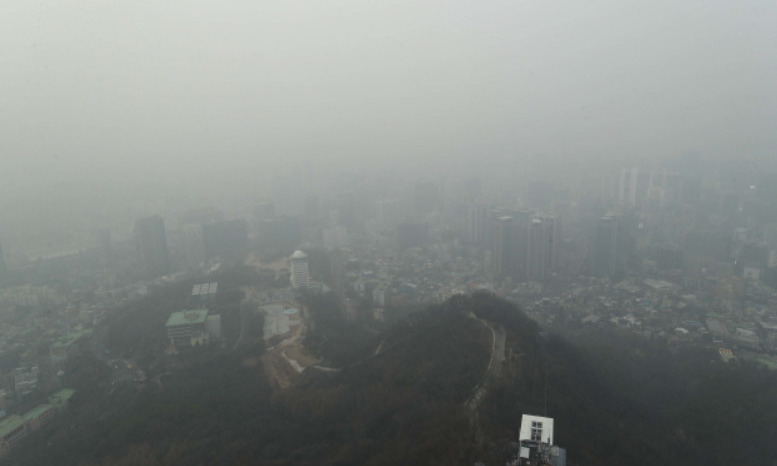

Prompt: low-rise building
[
  {"left": 0, "top": 388, "right": 75, "bottom": 457},
  {"left": 165, "top": 309, "right": 211, "bottom": 349},
  {"left": 22, "top": 404, "right": 54, "bottom": 431},
  {"left": 0, "top": 416, "right": 26, "bottom": 455},
  {"left": 191, "top": 282, "right": 218, "bottom": 305}
]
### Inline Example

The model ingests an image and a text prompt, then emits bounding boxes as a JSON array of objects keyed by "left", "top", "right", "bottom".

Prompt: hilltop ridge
[{"left": 3, "top": 292, "right": 777, "bottom": 466}]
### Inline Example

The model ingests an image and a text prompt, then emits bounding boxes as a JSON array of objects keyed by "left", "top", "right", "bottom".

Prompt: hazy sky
[{"left": 1, "top": 0, "right": 776, "bottom": 231}]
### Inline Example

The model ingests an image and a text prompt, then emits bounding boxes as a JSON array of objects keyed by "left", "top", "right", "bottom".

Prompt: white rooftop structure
[{"left": 519, "top": 414, "right": 554, "bottom": 445}]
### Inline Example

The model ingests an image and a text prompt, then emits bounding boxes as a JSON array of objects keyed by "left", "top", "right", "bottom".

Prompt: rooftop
[
  {"left": 166, "top": 309, "right": 209, "bottom": 327},
  {"left": 49, "top": 388, "right": 75, "bottom": 406},
  {"left": 22, "top": 404, "right": 52, "bottom": 422},
  {"left": 0, "top": 416, "right": 24, "bottom": 438},
  {"left": 191, "top": 282, "right": 218, "bottom": 296}
]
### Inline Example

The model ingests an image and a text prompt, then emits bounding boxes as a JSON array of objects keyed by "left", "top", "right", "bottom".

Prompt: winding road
[{"left": 466, "top": 316, "right": 506, "bottom": 412}]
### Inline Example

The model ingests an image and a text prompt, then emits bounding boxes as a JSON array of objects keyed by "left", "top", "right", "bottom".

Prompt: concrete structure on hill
[
  {"left": 517, "top": 414, "right": 566, "bottom": 466},
  {"left": 520, "top": 414, "right": 554, "bottom": 445}
]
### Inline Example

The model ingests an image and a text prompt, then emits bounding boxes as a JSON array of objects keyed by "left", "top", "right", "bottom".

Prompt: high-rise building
[
  {"left": 303, "top": 195, "right": 320, "bottom": 223},
  {"left": 178, "top": 207, "right": 224, "bottom": 268},
  {"left": 258, "top": 216, "right": 302, "bottom": 252},
  {"left": 290, "top": 250, "right": 310, "bottom": 289},
  {"left": 181, "top": 224, "right": 206, "bottom": 267},
  {"left": 618, "top": 168, "right": 682, "bottom": 209},
  {"left": 322, "top": 225, "right": 348, "bottom": 250},
  {"left": 685, "top": 227, "right": 731, "bottom": 262},
  {"left": 134, "top": 216, "right": 170, "bottom": 279},
  {"left": 764, "top": 223, "right": 777, "bottom": 251},
  {"left": 619, "top": 168, "right": 651, "bottom": 208},
  {"left": 202, "top": 219, "right": 249, "bottom": 261},
  {"left": 252, "top": 202, "right": 276, "bottom": 229},
  {"left": 377, "top": 199, "right": 403, "bottom": 230},
  {"left": 491, "top": 209, "right": 534, "bottom": 281},
  {"left": 526, "top": 215, "right": 560, "bottom": 281},
  {"left": 336, "top": 192, "right": 356, "bottom": 227},
  {"left": 0, "top": 242, "right": 7, "bottom": 287},
  {"left": 589, "top": 215, "right": 622, "bottom": 278},
  {"left": 492, "top": 216, "right": 515, "bottom": 281},
  {"left": 397, "top": 221, "right": 429, "bottom": 249},
  {"left": 95, "top": 228, "right": 114, "bottom": 269},
  {"left": 656, "top": 244, "right": 684, "bottom": 270},
  {"left": 179, "top": 207, "right": 224, "bottom": 227},
  {"left": 414, "top": 181, "right": 440, "bottom": 215},
  {"left": 467, "top": 205, "right": 490, "bottom": 245}
]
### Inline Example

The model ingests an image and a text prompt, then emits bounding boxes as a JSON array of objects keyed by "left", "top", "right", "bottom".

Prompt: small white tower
[
  {"left": 517, "top": 414, "right": 566, "bottom": 466},
  {"left": 519, "top": 414, "right": 554, "bottom": 445},
  {"left": 290, "top": 250, "right": 310, "bottom": 289}
]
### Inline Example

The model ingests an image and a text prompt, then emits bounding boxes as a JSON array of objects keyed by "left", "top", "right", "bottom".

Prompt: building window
[{"left": 531, "top": 421, "right": 543, "bottom": 441}]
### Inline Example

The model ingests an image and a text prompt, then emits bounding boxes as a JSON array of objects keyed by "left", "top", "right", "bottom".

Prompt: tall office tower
[
  {"left": 765, "top": 223, "right": 777, "bottom": 251},
  {"left": 179, "top": 206, "right": 224, "bottom": 227},
  {"left": 95, "top": 228, "right": 114, "bottom": 269},
  {"left": 182, "top": 223, "right": 206, "bottom": 267},
  {"left": 253, "top": 202, "right": 276, "bottom": 222},
  {"left": 656, "top": 244, "right": 684, "bottom": 270},
  {"left": 461, "top": 176, "right": 482, "bottom": 201},
  {"left": 589, "top": 215, "right": 622, "bottom": 278},
  {"left": 414, "top": 181, "right": 440, "bottom": 215},
  {"left": 258, "top": 216, "right": 302, "bottom": 252},
  {"left": 492, "top": 216, "right": 516, "bottom": 281},
  {"left": 336, "top": 192, "right": 356, "bottom": 228},
  {"left": 467, "top": 205, "right": 490, "bottom": 245},
  {"left": 252, "top": 201, "right": 276, "bottom": 233},
  {"left": 290, "top": 250, "right": 310, "bottom": 289},
  {"left": 134, "top": 215, "right": 170, "bottom": 279},
  {"left": 526, "top": 215, "right": 560, "bottom": 281},
  {"left": 619, "top": 167, "right": 683, "bottom": 209},
  {"left": 618, "top": 167, "right": 651, "bottom": 208},
  {"left": 377, "top": 199, "right": 403, "bottom": 230},
  {"left": 202, "top": 219, "right": 249, "bottom": 261},
  {"left": 303, "top": 195, "right": 320, "bottom": 222},
  {"left": 396, "top": 221, "right": 429, "bottom": 249},
  {"left": 510, "top": 209, "right": 533, "bottom": 279},
  {"left": 322, "top": 224, "right": 348, "bottom": 250},
  {"left": 0, "top": 242, "right": 7, "bottom": 286}
]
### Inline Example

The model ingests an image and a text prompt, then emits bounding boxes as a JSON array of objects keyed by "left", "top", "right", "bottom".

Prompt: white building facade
[{"left": 290, "top": 250, "right": 310, "bottom": 289}]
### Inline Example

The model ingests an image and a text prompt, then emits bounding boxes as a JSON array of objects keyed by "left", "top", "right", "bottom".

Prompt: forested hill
[
  {"left": 4, "top": 292, "right": 777, "bottom": 465},
  {"left": 466, "top": 292, "right": 777, "bottom": 466},
  {"left": 1, "top": 298, "right": 492, "bottom": 466}
]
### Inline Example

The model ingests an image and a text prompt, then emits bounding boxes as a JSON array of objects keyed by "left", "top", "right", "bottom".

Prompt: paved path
[{"left": 466, "top": 317, "right": 506, "bottom": 412}]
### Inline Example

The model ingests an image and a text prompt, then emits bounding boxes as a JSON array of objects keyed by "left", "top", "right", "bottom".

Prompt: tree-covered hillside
[{"left": 3, "top": 292, "right": 777, "bottom": 465}]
